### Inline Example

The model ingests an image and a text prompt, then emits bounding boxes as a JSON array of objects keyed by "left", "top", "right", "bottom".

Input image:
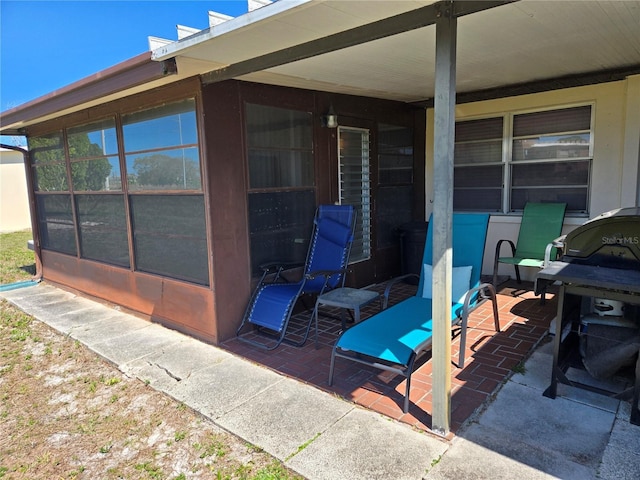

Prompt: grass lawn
[
  {"left": 0, "top": 232, "right": 305, "bottom": 479},
  {"left": 0, "top": 229, "right": 36, "bottom": 285}
]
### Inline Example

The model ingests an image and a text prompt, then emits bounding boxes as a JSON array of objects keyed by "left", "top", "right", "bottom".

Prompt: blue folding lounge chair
[
  {"left": 328, "top": 213, "right": 500, "bottom": 413},
  {"left": 237, "top": 204, "right": 356, "bottom": 350}
]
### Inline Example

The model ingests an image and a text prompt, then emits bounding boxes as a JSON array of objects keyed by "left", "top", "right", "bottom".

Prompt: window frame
[
  {"left": 27, "top": 93, "right": 210, "bottom": 287},
  {"left": 454, "top": 103, "right": 594, "bottom": 215}
]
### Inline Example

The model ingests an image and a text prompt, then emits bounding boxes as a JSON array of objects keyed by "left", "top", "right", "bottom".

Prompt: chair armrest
[
  {"left": 543, "top": 235, "right": 566, "bottom": 267},
  {"left": 258, "top": 262, "right": 305, "bottom": 283},
  {"left": 382, "top": 274, "right": 419, "bottom": 309},
  {"left": 305, "top": 268, "right": 349, "bottom": 280},
  {"left": 259, "top": 262, "right": 304, "bottom": 273},
  {"left": 459, "top": 282, "right": 500, "bottom": 331},
  {"left": 494, "top": 238, "right": 516, "bottom": 259}
]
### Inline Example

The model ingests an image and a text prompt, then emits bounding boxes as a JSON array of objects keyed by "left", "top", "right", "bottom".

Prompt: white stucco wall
[
  {"left": 425, "top": 75, "right": 640, "bottom": 280},
  {"left": 0, "top": 148, "right": 32, "bottom": 233}
]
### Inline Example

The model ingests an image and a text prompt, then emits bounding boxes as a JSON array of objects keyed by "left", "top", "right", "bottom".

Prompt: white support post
[{"left": 431, "top": 1, "right": 457, "bottom": 437}]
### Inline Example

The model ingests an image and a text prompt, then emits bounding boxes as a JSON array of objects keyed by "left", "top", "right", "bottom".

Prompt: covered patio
[
  {"left": 225, "top": 279, "right": 558, "bottom": 436},
  {"left": 2, "top": 0, "right": 638, "bottom": 438}
]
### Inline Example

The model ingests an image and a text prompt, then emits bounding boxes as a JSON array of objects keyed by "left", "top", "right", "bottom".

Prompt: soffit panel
[{"left": 230, "top": 1, "right": 640, "bottom": 103}]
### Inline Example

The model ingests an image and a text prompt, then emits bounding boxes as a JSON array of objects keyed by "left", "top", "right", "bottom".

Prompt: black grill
[{"left": 536, "top": 207, "right": 640, "bottom": 425}]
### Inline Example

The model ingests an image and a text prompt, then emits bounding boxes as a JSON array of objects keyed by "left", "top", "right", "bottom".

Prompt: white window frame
[{"left": 454, "top": 103, "right": 594, "bottom": 215}]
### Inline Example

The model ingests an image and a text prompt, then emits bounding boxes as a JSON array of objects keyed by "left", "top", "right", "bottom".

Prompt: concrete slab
[
  {"left": 510, "top": 347, "right": 554, "bottom": 391},
  {"left": 556, "top": 377, "right": 621, "bottom": 414},
  {"left": 287, "top": 407, "right": 447, "bottom": 480},
  {"left": 0, "top": 283, "right": 57, "bottom": 302},
  {"left": 170, "top": 356, "right": 283, "bottom": 419},
  {"left": 125, "top": 337, "right": 232, "bottom": 380},
  {"left": 217, "top": 376, "right": 353, "bottom": 460},
  {"left": 428, "top": 425, "right": 594, "bottom": 480},
  {"left": 89, "top": 323, "right": 184, "bottom": 365},
  {"left": 5, "top": 282, "right": 639, "bottom": 480},
  {"left": 124, "top": 338, "right": 233, "bottom": 395},
  {"left": 472, "top": 381, "right": 615, "bottom": 469},
  {"left": 67, "top": 311, "right": 150, "bottom": 344},
  {"left": 598, "top": 401, "right": 640, "bottom": 480},
  {"left": 47, "top": 306, "right": 124, "bottom": 333}
]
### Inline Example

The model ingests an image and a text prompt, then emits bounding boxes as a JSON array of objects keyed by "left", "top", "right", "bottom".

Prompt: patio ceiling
[
  {"left": 2, "top": 0, "right": 640, "bottom": 134},
  {"left": 156, "top": 0, "right": 640, "bottom": 103}
]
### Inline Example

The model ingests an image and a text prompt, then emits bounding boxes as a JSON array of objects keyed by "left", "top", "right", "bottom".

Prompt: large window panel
[
  {"left": 126, "top": 147, "right": 201, "bottom": 191},
  {"left": 513, "top": 106, "right": 592, "bottom": 137},
  {"left": 30, "top": 132, "right": 69, "bottom": 191},
  {"left": 511, "top": 160, "right": 590, "bottom": 211},
  {"left": 76, "top": 195, "right": 129, "bottom": 267},
  {"left": 454, "top": 105, "right": 592, "bottom": 214},
  {"left": 454, "top": 165, "right": 504, "bottom": 212},
  {"left": 122, "top": 99, "right": 198, "bottom": 152},
  {"left": 36, "top": 194, "right": 77, "bottom": 255},
  {"left": 246, "top": 104, "right": 312, "bottom": 149},
  {"left": 130, "top": 195, "right": 209, "bottom": 285},
  {"left": 246, "top": 103, "right": 315, "bottom": 276},
  {"left": 33, "top": 163, "right": 69, "bottom": 192},
  {"left": 454, "top": 117, "right": 504, "bottom": 212},
  {"left": 377, "top": 124, "right": 414, "bottom": 249},
  {"left": 123, "top": 99, "right": 201, "bottom": 192},
  {"left": 248, "top": 190, "right": 316, "bottom": 275},
  {"left": 68, "top": 119, "right": 121, "bottom": 192},
  {"left": 246, "top": 104, "right": 314, "bottom": 190},
  {"left": 30, "top": 132, "right": 65, "bottom": 164},
  {"left": 71, "top": 158, "right": 122, "bottom": 192}
]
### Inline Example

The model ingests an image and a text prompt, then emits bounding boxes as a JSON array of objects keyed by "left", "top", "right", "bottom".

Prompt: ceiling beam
[{"left": 201, "top": 0, "right": 514, "bottom": 85}]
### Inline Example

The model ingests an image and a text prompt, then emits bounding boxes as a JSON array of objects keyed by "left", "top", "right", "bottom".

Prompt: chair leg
[
  {"left": 328, "top": 347, "right": 337, "bottom": 386},
  {"left": 458, "top": 315, "right": 468, "bottom": 369},
  {"left": 404, "top": 355, "right": 417, "bottom": 414}
]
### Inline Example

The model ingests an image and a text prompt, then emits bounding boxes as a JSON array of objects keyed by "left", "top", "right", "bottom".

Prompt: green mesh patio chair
[{"left": 492, "top": 202, "right": 567, "bottom": 299}]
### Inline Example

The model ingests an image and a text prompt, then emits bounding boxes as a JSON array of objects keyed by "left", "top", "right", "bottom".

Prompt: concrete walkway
[{"left": 2, "top": 283, "right": 639, "bottom": 480}]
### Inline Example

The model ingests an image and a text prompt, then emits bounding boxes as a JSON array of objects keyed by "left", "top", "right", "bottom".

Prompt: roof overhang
[
  {"left": 151, "top": 0, "right": 640, "bottom": 103},
  {"left": 0, "top": 53, "right": 179, "bottom": 135},
  {"left": 2, "top": 0, "right": 640, "bottom": 135}
]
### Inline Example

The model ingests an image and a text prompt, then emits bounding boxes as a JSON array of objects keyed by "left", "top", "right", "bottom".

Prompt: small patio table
[{"left": 313, "top": 287, "right": 381, "bottom": 347}]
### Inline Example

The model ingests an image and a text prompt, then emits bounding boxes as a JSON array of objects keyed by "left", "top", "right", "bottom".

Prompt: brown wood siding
[
  {"left": 41, "top": 250, "right": 216, "bottom": 343},
  {"left": 201, "top": 81, "right": 252, "bottom": 341},
  {"left": 200, "top": 80, "right": 425, "bottom": 341},
  {"left": 25, "top": 77, "right": 425, "bottom": 346}
]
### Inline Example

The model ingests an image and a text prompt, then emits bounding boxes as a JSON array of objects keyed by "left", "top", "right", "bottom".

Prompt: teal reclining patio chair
[
  {"left": 492, "top": 202, "right": 566, "bottom": 300},
  {"left": 328, "top": 213, "right": 500, "bottom": 413},
  {"left": 237, "top": 204, "right": 356, "bottom": 350}
]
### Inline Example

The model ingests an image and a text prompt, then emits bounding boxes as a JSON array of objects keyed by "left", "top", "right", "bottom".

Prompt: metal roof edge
[{"left": 0, "top": 53, "right": 177, "bottom": 135}]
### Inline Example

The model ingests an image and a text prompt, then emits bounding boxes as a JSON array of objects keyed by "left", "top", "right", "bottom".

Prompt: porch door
[{"left": 338, "top": 126, "right": 375, "bottom": 282}]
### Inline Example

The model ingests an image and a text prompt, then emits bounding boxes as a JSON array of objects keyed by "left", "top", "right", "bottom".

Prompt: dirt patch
[{"left": 0, "top": 300, "right": 303, "bottom": 480}]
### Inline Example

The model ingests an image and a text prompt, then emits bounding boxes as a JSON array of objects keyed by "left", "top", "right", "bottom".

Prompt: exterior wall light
[{"left": 322, "top": 105, "right": 338, "bottom": 128}]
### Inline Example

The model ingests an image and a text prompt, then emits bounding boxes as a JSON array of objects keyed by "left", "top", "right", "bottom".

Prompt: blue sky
[{"left": 0, "top": 0, "right": 251, "bottom": 143}]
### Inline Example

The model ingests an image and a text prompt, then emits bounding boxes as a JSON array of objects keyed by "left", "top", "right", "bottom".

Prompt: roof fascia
[
  {"left": 0, "top": 53, "right": 177, "bottom": 135},
  {"left": 200, "top": 0, "right": 514, "bottom": 85},
  {"left": 151, "top": 0, "right": 314, "bottom": 61}
]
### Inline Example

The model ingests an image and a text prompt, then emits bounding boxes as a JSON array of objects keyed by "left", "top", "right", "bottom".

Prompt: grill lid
[{"left": 562, "top": 207, "right": 640, "bottom": 269}]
